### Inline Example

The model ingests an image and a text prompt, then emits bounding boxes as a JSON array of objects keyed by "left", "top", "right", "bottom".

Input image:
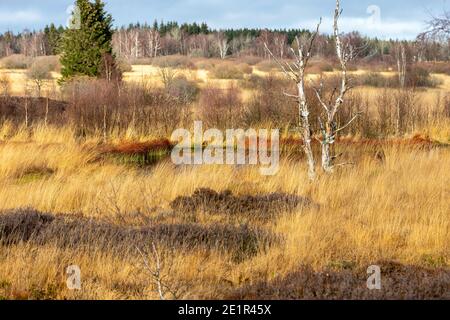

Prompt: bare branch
[
  {"left": 264, "top": 43, "right": 297, "bottom": 81},
  {"left": 283, "top": 92, "right": 300, "bottom": 99},
  {"left": 136, "top": 243, "right": 166, "bottom": 300},
  {"left": 311, "top": 82, "right": 329, "bottom": 113},
  {"left": 333, "top": 111, "right": 363, "bottom": 135}
]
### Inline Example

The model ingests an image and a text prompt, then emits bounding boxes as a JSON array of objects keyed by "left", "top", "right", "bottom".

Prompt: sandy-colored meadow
[{"left": 0, "top": 60, "right": 449, "bottom": 300}]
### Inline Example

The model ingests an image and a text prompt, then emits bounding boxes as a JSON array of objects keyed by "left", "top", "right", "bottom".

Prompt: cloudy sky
[{"left": 0, "top": 0, "right": 448, "bottom": 39}]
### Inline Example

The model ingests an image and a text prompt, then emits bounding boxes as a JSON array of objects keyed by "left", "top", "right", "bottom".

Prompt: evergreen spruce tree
[{"left": 60, "top": 0, "right": 118, "bottom": 82}]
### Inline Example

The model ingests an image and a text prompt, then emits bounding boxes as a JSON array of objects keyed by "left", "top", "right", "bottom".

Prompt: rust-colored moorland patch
[{"left": 99, "top": 139, "right": 174, "bottom": 166}]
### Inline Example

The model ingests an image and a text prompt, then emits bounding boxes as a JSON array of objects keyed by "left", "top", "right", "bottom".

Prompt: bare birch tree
[
  {"left": 395, "top": 42, "right": 407, "bottom": 135},
  {"left": 419, "top": 9, "right": 450, "bottom": 41},
  {"left": 312, "top": 0, "right": 360, "bottom": 173},
  {"left": 216, "top": 32, "right": 230, "bottom": 59},
  {"left": 146, "top": 28, "right": 161, "bottom": 58},
  {"left": 264, "top": 22, "right": 322, "bottom": 181}
]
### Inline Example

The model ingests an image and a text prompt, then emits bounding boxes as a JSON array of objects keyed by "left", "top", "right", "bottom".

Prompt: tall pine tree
[{"left": 60, "top": 0, "right": 118, "bottom": 82}]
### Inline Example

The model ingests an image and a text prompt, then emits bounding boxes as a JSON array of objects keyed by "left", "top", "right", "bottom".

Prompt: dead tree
[
  {"left": 216, "top": 32, "right": 230, "bottom": 59},
  {"left": 146, "top": 28, "right": 161, "bottom": 58},
  {"left": 396, "top": 43, "right": 407, "bottom": 89},
  {"left": 419, "top": 9, "right": 450, "bottom": 41},
  {"left": 395, "top": 43, "right": 407, "bottom": 135},
  {"left": 136, "top": 243, "right": 166, "bottom": 300},
  {"left": 312, "top": 0, "right": 360, "bottom": 173},
  {"left": 264, "top": 22, "right": 322, "bottom": 181}
]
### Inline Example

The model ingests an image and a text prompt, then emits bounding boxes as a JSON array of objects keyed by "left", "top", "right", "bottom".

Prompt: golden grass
[
  {"left": 0, "top": 122, "right": 448, "bottom": 299},
  {"left": 0, "top": 59, "right": 449, "bottom": 298}
]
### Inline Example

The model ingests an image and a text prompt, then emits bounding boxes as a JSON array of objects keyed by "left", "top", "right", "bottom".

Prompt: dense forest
[{"left": 0, "top": 20, "right": 448, "bottom": 63}]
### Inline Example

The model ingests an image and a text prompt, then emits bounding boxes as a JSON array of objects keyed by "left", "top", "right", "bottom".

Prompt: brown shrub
[
  {"left": 237, "top": 56, "right": 263, "bottom": 66},
  {"left": 210, "top": 62, "right": 252, "bottom": 79},
  {"left": 0, "top": 54, "right": 33, "bottom": 69},
  {"left": 27, "top": 59, "right": 54, "bottom": 96},
  {"left": 100, "top": 139, "right": 174, "bottom": 166},
  {"left": 226, "top": 262, "right": 450, "bottom": 300},
  {"left": 0, "top": 209, "right": 278, "bottom": 260},
  {"left": 243, "top": 75, "right": 296, "bottom": 127},
  {"left": 0, "top": 73, "right": 11, "bottom": 96},
  {"left": 31, "top": 56, "right": 60, "bottom": 72},
  {"left": 150, "top": 55, "right": 196, "bottom": 69},
  {"left": 415, "top": 62, "right": 450, "bottom": 75},
  {"left": 62, "top": 79, "right": 191, "bottom": 137},
  {"left": 306, "top": 60, "right": 334, "bottom": 74},
  {"left": 116, "top": 58, "right": 133, "bottom": 73},
  {"left": 102, "top": 139, "right": 174, "bottom": 156},
  {"left": 170, "top": 188, "right": 314, "bottom": 221},
  {"left": 166, "top": 75, "right": 199, "bottom": 104},
  {"left": 0, "top": 96, "right": 67, "bottom": 126},
  {"left": 255, "top": 60, "right": 279, "bottom": 72},
  {"left": 198, "top": 85, "right": 243, "bottom": 128},
  {"left": 348, "top": 67, "right": 441, "bottom": 89}
]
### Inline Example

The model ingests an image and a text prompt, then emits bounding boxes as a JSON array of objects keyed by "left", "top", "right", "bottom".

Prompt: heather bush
[
  {"left": 226, "top": 262, "right": 450, "bottom": 300},
  {"left": 356, "top": 72, "right": 398, "bottom": 88},
  {"left": 0, "top": 209, "right": 278, "bottom": 260},
  {"left": 171, "top": 188, "right": 314, "bottom": 222}
]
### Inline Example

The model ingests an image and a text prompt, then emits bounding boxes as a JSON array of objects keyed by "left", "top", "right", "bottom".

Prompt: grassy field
[
  {"left": 0, "top": 60, "right": 449, "bottom": 300},
  {"left": 0, "top": 123, "right": 449, "bottom": 299}
]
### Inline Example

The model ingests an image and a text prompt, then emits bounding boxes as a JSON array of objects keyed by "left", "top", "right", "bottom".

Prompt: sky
[{"left": 0, "top": 0, "right": 448, "bottom": 39}]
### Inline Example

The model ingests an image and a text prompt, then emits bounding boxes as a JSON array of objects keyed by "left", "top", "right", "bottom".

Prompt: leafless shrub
[
  {"left": 415, "top": 62, "right": 450, "bottom": 76},
  {"left": 198, "top": 84, "right": 243, "bottom": 128},
  {"left": 27, "top": 59, "right": 53, "bottom": 97},
  {"left": 62, "top": 78, "right": 190, "bottom": 138},
  {"left": 0, "top": 54, "right": 33, "bottom": 69},
  {"left": 166, "top": 75, "right": 199, "bottom": 104},
  {"left": 116, "top": 58, "right": 133, "bottom": 73},
  {"left": 0, "top": 73, "right": 11, "bottom": 96},
  {"left": 0, "top": 96, "right": 66, "bottom": 126},
  {"left": 159, "top": 67, "right": 177, "bottom": 89},
  {"left": 243, "top": 75, "right": 296, "bottom": 127},
  {"left": 31, "top": 56, "right": 60, "bottom": 72}
]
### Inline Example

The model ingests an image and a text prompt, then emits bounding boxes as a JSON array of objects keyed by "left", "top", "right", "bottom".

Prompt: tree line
[{"left": 1, "top": 19, "right": 449, "bottom": 63}]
